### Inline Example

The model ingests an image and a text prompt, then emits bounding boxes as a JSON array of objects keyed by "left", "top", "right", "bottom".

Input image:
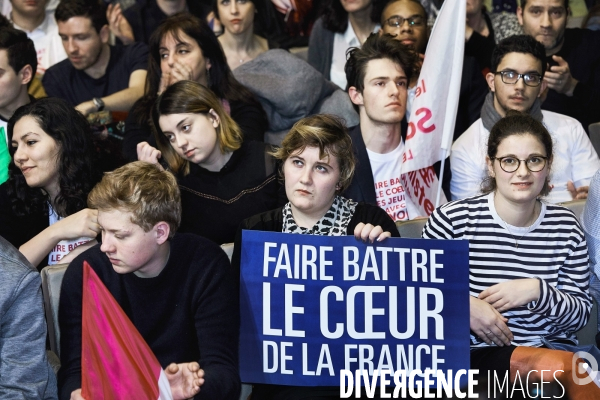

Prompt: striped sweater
[{"left": 422, "top": 193, "right": 591, "bottom": 348}]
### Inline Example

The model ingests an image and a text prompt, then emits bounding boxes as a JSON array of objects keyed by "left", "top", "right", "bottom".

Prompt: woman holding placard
[
  {"left": 232, "top": 113, "right": 399, "bottom": 398},
  {"left": 422, "top": 111, "right": 593, "bottom": 394}
]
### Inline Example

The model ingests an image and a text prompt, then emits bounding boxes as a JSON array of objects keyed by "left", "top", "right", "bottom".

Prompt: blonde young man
[{"left": 57, "top": 162, "right": 240, "bottom": 400}]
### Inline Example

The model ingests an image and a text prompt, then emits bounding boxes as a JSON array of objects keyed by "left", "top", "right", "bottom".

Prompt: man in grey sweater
[{"left": 0, "top": 235, "right": 57, "bottom": 399}]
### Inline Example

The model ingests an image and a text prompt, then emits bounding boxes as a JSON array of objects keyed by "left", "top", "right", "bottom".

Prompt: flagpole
[{"left": 435, "top": 148, "right": 449, "bottom": 207}]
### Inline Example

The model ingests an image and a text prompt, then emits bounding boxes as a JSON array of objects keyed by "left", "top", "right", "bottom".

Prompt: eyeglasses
[
  {"left": 384, "top": 15, "right": 425, "bottom": 28},
  {"left": 492, "top": 156, "right": 548, "bottom": 173},
  {"left": 495, "top": 71, "right": 543, "bottom": 87}
]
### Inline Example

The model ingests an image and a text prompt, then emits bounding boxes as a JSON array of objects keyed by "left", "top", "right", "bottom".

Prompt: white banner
[{"left": 400, "top": 0, "right": 465, "bottom": 214}]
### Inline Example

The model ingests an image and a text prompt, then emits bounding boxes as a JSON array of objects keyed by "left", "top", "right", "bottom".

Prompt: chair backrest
[
  {"left": 589, "top": 122, "right": 600, "bottom": 158},
  {"left": 558, "top": 199, "right": 587, "bottom": 221},
  {"left": 396, "top": 218, "right": 428, "bottom": 238},
  {"left": 41, "top": 264, "right": 69, "bottom": 357},
  {"left": 221, "top": 242, "right": 253, "bottom": 400}
]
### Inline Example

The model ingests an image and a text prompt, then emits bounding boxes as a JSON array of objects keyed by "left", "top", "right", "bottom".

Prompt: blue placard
[{"left": 239, "top": 231, "right": 470, "bottom": 386}]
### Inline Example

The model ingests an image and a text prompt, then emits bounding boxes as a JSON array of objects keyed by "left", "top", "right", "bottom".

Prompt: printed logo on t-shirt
[
  {"left": 47, "top": 204, "right": 93, "bottom": 265},
  {"left": 37, "top": 48, "right": 47, "bottom": 74},
  {"left": 49, "top": 239, "right": 92, "bottom": 264},
  {"left": 375, "top": 177, "right": 409, "bottom": 221}
]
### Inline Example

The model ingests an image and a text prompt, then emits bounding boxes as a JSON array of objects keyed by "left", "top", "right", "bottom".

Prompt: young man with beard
[
  {"left": 42, "top": 0, "right": 147, "bottom": 116},
  {"left": 518, "top": 0, "right": 600, "bottom": 131},
  {"left": 450, "top": 35, "right": 599, "bottom": 203}
]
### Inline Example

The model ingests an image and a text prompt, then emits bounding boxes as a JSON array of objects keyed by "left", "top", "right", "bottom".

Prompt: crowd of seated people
[{"left": 0, "top": 0, "right": 599, "bottom": 398}]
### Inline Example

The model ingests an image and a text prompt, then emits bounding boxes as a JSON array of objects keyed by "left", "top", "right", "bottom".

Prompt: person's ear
[
  {"left": 208, "top": 108, "right": 220, "bottom": 128},
  {"left": 486, "top": 72, "right": 496, "bottom": 92},
  {"left": 18, "top": 64, "right": 33, "bottom": 86},
  {"left": 99, "top": 24, "right": 110, "bottom": 44},
  {"left": 516, "top": 7, "right": 524, "bottom": 25},
  {"left": 154, "top": 221, "right": 171, "bottom": 245},
  {"left": 486, "top": 156, "right": 495, "bottom": 177},
  {"left": 538, "top": 78, "right": 548, "bottom": 97},
  {"left": 348, "top": 86, "right": 364, "bottom": 106}
]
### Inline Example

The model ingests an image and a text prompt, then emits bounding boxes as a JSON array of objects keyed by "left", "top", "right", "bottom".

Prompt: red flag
[{"left": 81, "top": 261, "right": 173, "bottom": 399}]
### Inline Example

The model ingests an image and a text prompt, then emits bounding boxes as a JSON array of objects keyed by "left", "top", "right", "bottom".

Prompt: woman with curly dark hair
[
  {"left": 308, "top": 0, "right": 385, "bottom": 89},
  {"left": 122, "top": 13, "right": 268, "bottom": 161},
  {"left": 0, "top": 98, "right": 102, "bottom": 270}
]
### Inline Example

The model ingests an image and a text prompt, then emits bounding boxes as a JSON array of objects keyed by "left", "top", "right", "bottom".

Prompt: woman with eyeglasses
[
  {"left": 308, "top": 0, "right": 385, "bottom": 89},
  {"left": 423, "top": 111, "right": 592, "bottom": 393},
  {"left": 451, "top": 35, "right": 600, "bottom": 203}
]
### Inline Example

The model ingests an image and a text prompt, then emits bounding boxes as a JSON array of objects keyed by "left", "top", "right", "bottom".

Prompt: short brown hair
[
  {"left": 345, "top": 32, "right": 418, "bottom": 92},
  {"left": 272, "top": 114, "right": 355, "bottom": 194},
  {"left": 88, "top": 161, "right": 181, "bottom": 236},
  {"left": 55, "top": 0, "right": 108, "bottom": 33}
]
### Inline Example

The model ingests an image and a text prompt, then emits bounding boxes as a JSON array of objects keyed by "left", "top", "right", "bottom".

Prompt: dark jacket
[
  {"left": 543, "top": 28, "right": 600, "bottom": 133},
  {"left": 307, "top": 17, "right": 335, "bottom": 81},
  {"left": 343, "top": 125, "right": 451, "bottom": 204}
]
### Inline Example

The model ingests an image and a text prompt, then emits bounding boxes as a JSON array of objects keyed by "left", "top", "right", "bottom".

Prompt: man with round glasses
[{"left": 451, "top": 34, "right": 599, "bottom": 203}]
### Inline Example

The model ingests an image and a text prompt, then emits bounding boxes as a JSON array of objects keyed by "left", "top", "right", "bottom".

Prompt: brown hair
[
  {"left": 345, "top": 32, "right": 418, "bottom": 92},
  {"left": 152, "top": 80, "right": 242, "bottom": 176},
  {"left": 88, "top": 161, "right": 181, "bottom": 237},
  {"left": 482, "top": 110, "right": 553, "bottom": 196},
  {"left": 272, "top": 114, "right": 355, "bottom": 194}
]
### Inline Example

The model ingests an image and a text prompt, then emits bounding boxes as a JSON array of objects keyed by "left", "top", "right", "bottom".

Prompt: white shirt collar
[
  {"left": 342, "top": 20, "right": 381, "bottom": 46},
  {"left": 10, "top": 11, "right": 52, "bottom": 37}
]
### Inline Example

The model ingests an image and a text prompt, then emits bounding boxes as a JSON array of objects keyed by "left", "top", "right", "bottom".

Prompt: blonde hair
[
  {"left": 272, "top": 114, "right": 355, "bottom": 193},
  {"left": 88, "top": 161, "right": 181, "bottom": 236},
  {"left": 152, "top": 80, "right": 243, "bottom": 175}
]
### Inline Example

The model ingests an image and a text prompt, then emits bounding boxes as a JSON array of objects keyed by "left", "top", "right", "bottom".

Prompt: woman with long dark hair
[
  {"left": 138, "top": 80, "right": 283, "bottom": 244},
  {"left": 0, "top": 98, "right": 101, "bottom": 269},
  {"left": 122, "top": 13, "right": 268, "bottom": 161}
]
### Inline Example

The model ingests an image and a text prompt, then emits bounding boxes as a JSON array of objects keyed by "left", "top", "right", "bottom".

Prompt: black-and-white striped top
[{"left": 422, "top": 193, "right": 591, "bottom": 348}]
